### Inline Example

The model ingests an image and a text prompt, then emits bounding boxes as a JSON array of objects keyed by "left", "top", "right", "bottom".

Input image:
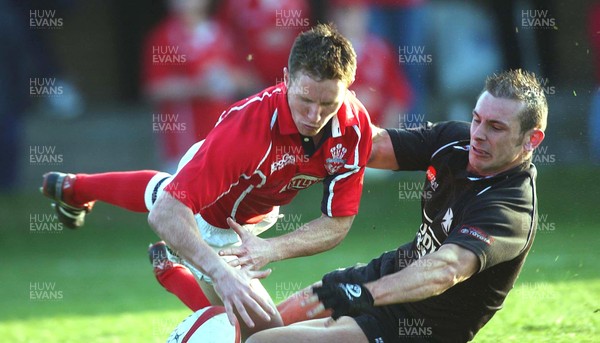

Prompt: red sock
[
  {"left": 156, "top": 264, "right": 211, "bottom": 311},
  {"left": 72, "top": 170, "right": 159, "bottom": 212}
]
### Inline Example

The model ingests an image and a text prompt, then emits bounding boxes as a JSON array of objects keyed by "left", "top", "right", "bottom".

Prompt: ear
[
  {"left": 526, "top": 129, "right": 545, "bottom": 151},
  {"left": 283, "top": 67, "right": 290, "bottom": 87}
]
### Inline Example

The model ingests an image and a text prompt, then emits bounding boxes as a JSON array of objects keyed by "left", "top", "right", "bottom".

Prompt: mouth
[
  {"left": 302, "top": 124, "right": 320, "bottom": 132},
  {"left": 471, "top": 145, "right": 490, "bottom": 158}
]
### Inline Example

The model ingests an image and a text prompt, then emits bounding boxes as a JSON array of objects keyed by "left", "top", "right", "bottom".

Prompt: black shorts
[{"left": 322, "top": 250, "right": 431, "bottom": 343}]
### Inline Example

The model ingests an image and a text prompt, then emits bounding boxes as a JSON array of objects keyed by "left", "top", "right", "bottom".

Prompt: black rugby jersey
[{"left": 387, "top": 121, "right": 538, "bottom": 342}]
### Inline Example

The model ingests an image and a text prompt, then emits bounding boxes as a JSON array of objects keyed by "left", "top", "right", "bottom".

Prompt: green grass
[{"left": 0, "top": 166, "right": 598, "bottom": 342}]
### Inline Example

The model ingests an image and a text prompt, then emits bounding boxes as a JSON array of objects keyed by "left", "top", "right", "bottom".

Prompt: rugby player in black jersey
[{"left": 248, "top": 69, "right": 547, "bottom": 343}]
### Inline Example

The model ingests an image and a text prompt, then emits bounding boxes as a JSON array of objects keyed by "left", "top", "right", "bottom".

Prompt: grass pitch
[{"left": 0, "top": 166, "right": 598, "bottom": 342}]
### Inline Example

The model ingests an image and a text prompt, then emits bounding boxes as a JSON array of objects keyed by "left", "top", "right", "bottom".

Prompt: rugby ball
[{"left": 167, "top": 306, "right": 241, "bottom": 343}]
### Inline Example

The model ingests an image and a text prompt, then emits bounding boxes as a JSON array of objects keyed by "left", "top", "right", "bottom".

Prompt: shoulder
[
  {"left": 218, "top": 85, "right": 284, "bottom": 123},
  {"left": 344, "top": 91, "right": 372, "bottom": 130},
  {"left": 206, "top": 86, "right": 284, "bottom": 153},
  {"left": 466, "top": 167, "right": 537, "bottom": 219}
]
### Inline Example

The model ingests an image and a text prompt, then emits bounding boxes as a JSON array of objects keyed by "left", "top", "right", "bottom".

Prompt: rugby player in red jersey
[{"left": 41, "top": 24, "right": 372, "bottom": 338}]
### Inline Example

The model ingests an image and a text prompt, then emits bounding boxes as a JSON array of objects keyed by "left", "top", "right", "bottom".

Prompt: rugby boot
[
  {"left": 148, "top": 241, "right": 181, "bottom": 276},
  {"left": 40, "top": 172, "right": 95, "bottom": 229}
]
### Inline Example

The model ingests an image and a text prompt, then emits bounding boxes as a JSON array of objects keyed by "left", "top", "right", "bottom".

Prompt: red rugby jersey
[{"left": 165, "top": 83, "right": 372, "bottom": 229}]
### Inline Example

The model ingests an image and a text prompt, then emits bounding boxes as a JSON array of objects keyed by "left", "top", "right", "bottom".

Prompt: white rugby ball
[{"left": 167, "top": 306, "right": 241, "bottom": 343}]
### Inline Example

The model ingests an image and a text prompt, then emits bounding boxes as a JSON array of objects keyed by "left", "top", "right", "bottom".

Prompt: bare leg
[{"left": 246, "top": 317, "right": 368, "bottom": 343}]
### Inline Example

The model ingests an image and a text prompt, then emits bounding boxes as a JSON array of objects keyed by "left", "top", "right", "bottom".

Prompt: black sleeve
[
  {"left": 444, "top": 181, "right": 535, "bottom": 272},
  {"left": 386, "top": 121, "right": 470, "bottom": 171}
]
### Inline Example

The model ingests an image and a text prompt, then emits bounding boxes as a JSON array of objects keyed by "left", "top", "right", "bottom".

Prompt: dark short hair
[
  {"left": 484, "top": 69, "right": 548, "bottom": 133},
  {"left": 288, "top": 23, "right": 357, "bottom": 86}
]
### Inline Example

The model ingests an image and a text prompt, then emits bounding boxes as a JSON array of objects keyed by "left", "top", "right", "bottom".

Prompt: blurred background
[
  {"left": 1, "top": 0, "right": 599, "bottom": 342},
  {"left": 0, "top": 0, "right": 596, "bottom": 191}
]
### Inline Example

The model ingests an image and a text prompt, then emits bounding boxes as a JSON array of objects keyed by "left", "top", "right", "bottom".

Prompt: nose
[
  {"left": 471, "top": 122, "right": 486, "bottom": 141},
  {"left": 306, "top": 104, "right": 321, "bottom": 123}
]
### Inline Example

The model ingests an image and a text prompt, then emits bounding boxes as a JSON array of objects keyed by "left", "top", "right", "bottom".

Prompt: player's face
[
  {"left": 285, "top": 69, "right": 347, "bottom": 137},
  {"left": 468, "top": 91, "right": 531, "bottom": 176}
]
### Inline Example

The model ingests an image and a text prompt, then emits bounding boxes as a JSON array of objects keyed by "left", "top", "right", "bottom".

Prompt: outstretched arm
[
  {"left": 307, "top": 244, "right": 479, "bottom": 319},
  {"left": 147, "top": 193, "right": 277, "bottom": 328},
  {"left": 366, "top": 244, "right": 479, "bottom": 305},
  {"left": 221, "top": 215, "right": 354, "bottom": 270},
  {"left": 367, "top": 126, "right": 399, "bottom": 170}
]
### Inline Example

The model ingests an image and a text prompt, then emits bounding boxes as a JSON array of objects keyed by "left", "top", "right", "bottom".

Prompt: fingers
[
  {"left": 227, "top": 259, "right": 241, "bottom": 267},
  {"left": 233, "top": 297, "right": 256, "bottom": 328},
  {"left": 300, "top": 292, "right": 324, "bottom": 319},
  {"left": 300, "top": 293, "right": 320, "bottom": 307},
  {"left": 249, "top": 288, "right": 279, "bottom": 317},
  {"left": 227, "top": 217, "right": 249, "bottom": 238},
  {"left": 247, "top": 268, "right": 272, "bottom": 280},
  {"left": 324, "top": 317, "right": 336, "bottom": 327},
  {"left": 219, "top": 246, "right": 245, "bottom": 258},
  {"left": 307, "top": 302, "right": 326, "bottom": 318},
  {"left": 224, "top": 292, "right": 274, "bottom": 329},
  {"left": 223, "top": 300, "right": 240, "bottom": 327}
]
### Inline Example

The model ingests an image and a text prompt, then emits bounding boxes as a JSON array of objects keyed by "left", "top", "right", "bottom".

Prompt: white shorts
[
  {"left": 144, "top": 140, "right": 280, "bottom": 284},
  {"left": 184, "top": 207, "right": 280, "bottom": 284}
]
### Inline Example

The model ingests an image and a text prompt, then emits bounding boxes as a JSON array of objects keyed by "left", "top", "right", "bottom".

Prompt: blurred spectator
[
  {"left": 429, "top": 1, "right": 502, "bottom": 121},
  {"left": 16, "top": 0, "right": 85, "bottom": 118},
  {"left": 588, "top": 2, "right": 600, "bottom": 163},
  {"left": 367, "top": 0, "right": 429, "bottom": 117},
  {"left": 328, "top": 0, "right": 412, "bottom": 127},
  {"left": 142, "top": 0, "right": 254, "bottom": 171},
  {"left": 0, "top": 0, "right": 30, "bottom": 191},
  {"left": 218, "top": 0, "right": 311, "bottom": 87},
  {"left": 487, "top": 0, "right": 558, "bottom": 79},
  {"left": 1, "top": 0, "right": 84, "bottom": 191}
]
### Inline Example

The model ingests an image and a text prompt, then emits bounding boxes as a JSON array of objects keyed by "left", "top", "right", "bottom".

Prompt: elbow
[
  {"left": 331, "top": 229, "right": 347, "bottom": 248},
  {"left": 430, "top": 264, "right": 461, "bottom": 296},
  {"left": 334, "top": 218, "right": 354, "bottom": 244},
  {"left": 321, "top": 217, "right": 353, "bottom": 251}
]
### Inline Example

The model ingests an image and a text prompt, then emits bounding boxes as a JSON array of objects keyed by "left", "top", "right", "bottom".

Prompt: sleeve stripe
[
  {"left": 327, "top": 124, "right": 363, "bottom": 216},
  {"left": 431, "top": 140, "right": 460, "bottom": 159},
  {"left": 326, "top": 167, "right": 361, "bottom": 217},
  {"left": 217, "top": 87, "right": 282, "bottom": 125},
  {"left": 344, "top": 125, "right": 361, "bottom": 169}
]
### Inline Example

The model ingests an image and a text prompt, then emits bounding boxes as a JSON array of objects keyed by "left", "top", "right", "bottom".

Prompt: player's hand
[
  {"left": 309, "top": 282, "right": 374, "bottom": 321},
  {"left": 211, "top": 266, "right": 277, "bottom": 328},
  {"left": 219, "top": 217, "right": 275, "bottom": 270}
]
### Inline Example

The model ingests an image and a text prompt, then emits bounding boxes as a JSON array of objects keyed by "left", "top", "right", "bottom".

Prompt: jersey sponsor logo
[
  {"left": 415, "top": 222, "right": 440, "bottom": 257},
  {"left": 415, "top": 209, "right": 443, "bottom": 257},
  {"left": 325, "top": 143, "right": 348, "bottom": 175},
  {"left": 271, "top": 153, "right": 297, "bottom": 173},
  {"left": 426, "top": 165, "right": 439, "bottom": 191},
  {"left": 279, "top": 174, "right": 323, "bottom": 193},
  {"left": 458, "top": 225, "right": 494, "bottom": 245}
]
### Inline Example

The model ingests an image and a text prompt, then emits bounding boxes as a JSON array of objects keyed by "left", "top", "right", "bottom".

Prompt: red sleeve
[
  {"left": 165, "top": 99, "right": 271, "bottom": 214},
  {"left": 322, "top": 99, "right": 373, "bottom": 217}
]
